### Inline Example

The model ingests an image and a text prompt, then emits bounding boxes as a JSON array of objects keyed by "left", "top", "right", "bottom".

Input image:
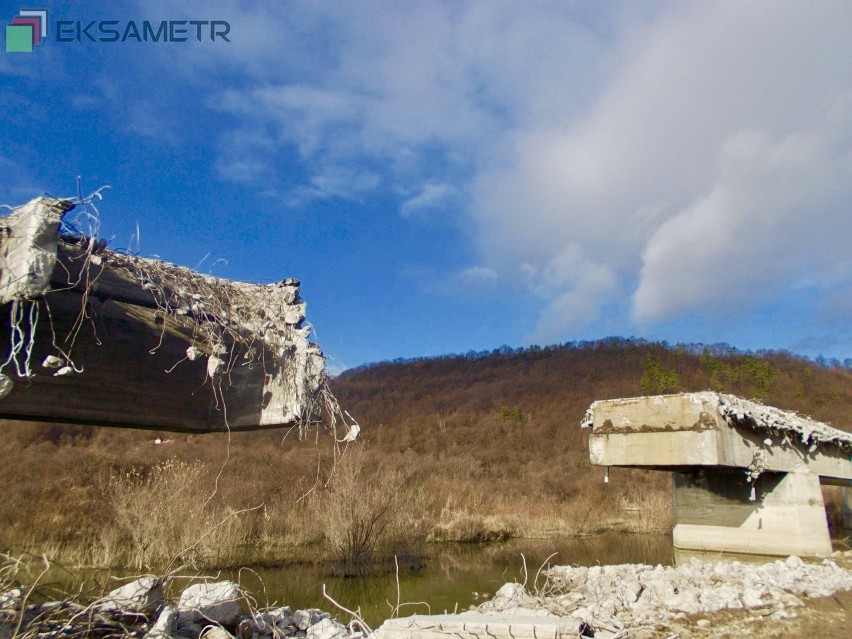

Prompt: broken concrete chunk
[
  {"left": 293, "top": 609, "right": 327, "bottom": 630},
  {"left": 144, "top": 605, "right": 176, "bottom": 639},
  {"left": 339, "top": 423, "right": 361, "bottom": 443},
  {"left": 237, "top": 613, "right": 277, "bottom": 639},
  {"left": 1, "top": 195, "right": 334, "bottom": 432},
  {"left": 491, "top": 582, "right": 528, "bottom": 607},
  {"left": 207, "top": 355, "right": 226, "bottom": 378},
  {"left": 284, "top": 303, "right": 306, "bottom": 325},
  {"left": 177, "top": 581, "right": 242, "bottom": 629},
  {"left": 0, "top": 587, "right": 24, "bottom": 609},
  {"left": 0, "top": 197, "right": 74, "bottom": 305},
  {"left": 41, "top": 355, "right": 63, "bottom": 368},
  {"left": 0, "top": 374, "right": 13, "bottom": 400},
  {"left": 306, "top": 617, "right": 347, "bottom": 639},
  {"left": 98, "top": 576, "right": 164, "bottom": 614}
]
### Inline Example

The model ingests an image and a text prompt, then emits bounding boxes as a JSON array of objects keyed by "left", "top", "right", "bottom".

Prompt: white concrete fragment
[
  {"left": 207, "top": 356, "right": 225, "bottom": 378},
  {"left": 144, "top": 605, "right": 176, "bottom": 639},
  {"left": 177, "top": 581, "right": 242, "bottom": 628},
  {"left": 0, "top": 587, "right": 23, "bottom": 609},
  {"left": 98, "top": 576, "right": 164, "bottom": 613},
  {"left": 293, "top": 609, "right": 328, "bottom": 630},
  {"left": 0, "top": 374, "right": 12, "bottom": 400},
  {"left": 339, "top": 423, "right": 361, "bottom": 443},
  {"left": 0, "top": 197, "right": 72, "bottom": 305},
  {"left": 41, "top": 355, "right": 63, "bottom": 368},
  {"left": 307, "top": 617, "right": 348, "bottom": 639},
  {"left": 375, "top": 612, "right": 583, "bottom": 639}
]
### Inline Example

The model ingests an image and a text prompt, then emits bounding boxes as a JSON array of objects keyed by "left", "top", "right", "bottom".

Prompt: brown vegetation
[{"left": 0, "top": 339, "right": 849, "bottom": 570}]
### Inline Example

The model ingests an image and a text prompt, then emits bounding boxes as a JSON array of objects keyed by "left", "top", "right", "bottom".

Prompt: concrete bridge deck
[
  {"left": 583, "top": 392, "right": 852, "bottom": 557},
  {"left": 0, "top": 196, "right": 328, "bottom": 432}
]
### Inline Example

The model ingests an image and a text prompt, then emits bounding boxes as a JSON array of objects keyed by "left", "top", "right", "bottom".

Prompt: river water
[{"left": 236, "top": 534, "right": 674, "bottom": 627}]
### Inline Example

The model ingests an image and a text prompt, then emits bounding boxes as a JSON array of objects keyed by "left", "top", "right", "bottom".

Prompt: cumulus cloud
[
  {"left": 469, "top": 1, "right": 852, "bottom": 345},
  {"left": 634, "top": 122, "right": 852, "bottom": 320},
  {"left": 193, "top": 1, "right": 615, "bottom": 204},
  {"left": 157, "top": 0, "right": 852, "bottom": 352}
]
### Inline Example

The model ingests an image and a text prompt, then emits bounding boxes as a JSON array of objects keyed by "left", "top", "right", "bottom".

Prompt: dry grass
[
  {"left": 318, "top": 449, "right": 432, "bottom": 574},
  {"left": 0, "top": 340, "right": 848, "bottom": 570},
  {"left": 104, "top": 459, "right": 259, "bottom": 570}
]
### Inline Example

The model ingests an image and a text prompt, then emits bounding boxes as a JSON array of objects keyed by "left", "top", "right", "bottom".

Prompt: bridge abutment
[
  {"left": 584, "top": 392, "right": 852, "bottom": 558},
  {"left": 672, "top": 469, "right": 832, "bottom": 556}
]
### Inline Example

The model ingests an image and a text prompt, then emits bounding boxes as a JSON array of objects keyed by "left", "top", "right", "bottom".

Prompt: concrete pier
[
  {"left": 673, "top": 469, "right": 832, "bottom": 556},
  {"left": 583, "top": 392, "right": 852, "bottom": 557}
]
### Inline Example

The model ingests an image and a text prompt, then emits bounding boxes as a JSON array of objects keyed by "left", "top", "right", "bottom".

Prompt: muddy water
[{"left": 237, "top": 534, "right": 674, "bottom": 627}]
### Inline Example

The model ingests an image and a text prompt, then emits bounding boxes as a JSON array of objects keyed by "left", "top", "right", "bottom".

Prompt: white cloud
[
  {"left": 634, "top": 121, "right": 852, "bottom": 320},
  {"left": 149, "top": 0, "right": 852, "bottom": 351},
  {"left": 287, "top": 165, "right": 381, "bottom": 205},
  {"left": 196, "top": 1, "right": 618, "bottom": 204},
  {"left": 400, "top": 182, "right": 458, "bottom": 219},
  {"left": 468, "top": 1, "right": 852, "bottom": 344},
  {"left": 456, "top": 266, "right": 499, "bottom": 287}
]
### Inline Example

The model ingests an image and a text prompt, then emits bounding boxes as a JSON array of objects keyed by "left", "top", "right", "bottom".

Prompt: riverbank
[
  {"left": 3, "top": 550, "right": 851, "bottom": 639},
  {"left": 378, "top": 550, "right": 852, "bottom": 639}
]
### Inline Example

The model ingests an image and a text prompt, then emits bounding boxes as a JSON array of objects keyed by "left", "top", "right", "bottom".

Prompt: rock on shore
[{"left": 477, "top": 551, "right": 852, "bottom": 633}]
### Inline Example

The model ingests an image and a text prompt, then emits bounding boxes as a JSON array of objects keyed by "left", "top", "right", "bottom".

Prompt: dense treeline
[
  {"left": 334, "top": 338, "right": 851, "bottom": 430},
  {"left": 0, "top": 339, "right": 849, "bottom": 570}
]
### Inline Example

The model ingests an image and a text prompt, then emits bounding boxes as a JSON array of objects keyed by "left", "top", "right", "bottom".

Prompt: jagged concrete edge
[{"left": 581, "top": 391, "right": 852, "bottom": 454}]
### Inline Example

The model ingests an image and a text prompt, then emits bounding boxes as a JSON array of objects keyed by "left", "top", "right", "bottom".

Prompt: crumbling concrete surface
[
  {"left": 468, "top": 552, "right": 852, "bottom": 639},
  {"left": 0, "top": 196, "right": 341, "bottom": 432},
  {"left": 583, "top": 391, "right": 852, "bottom": 452},
  {"left": 582, "top": 392, "right": 852, "bottom": 478},
  {"left": 0, "top": 197, "right": 74, "bottom": 305}
]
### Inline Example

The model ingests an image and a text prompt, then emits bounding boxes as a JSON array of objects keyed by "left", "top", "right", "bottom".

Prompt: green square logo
[{"left": 6, "top": 24, "right": 33, "bottom": 53}]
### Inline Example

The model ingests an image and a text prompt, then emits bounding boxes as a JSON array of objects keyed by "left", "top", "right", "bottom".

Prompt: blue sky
[{"left": 1, "top": 1, "right": 850, "bottom": 370}]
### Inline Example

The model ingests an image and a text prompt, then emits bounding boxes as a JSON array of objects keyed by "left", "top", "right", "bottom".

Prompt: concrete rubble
[
  {"left": 97, "top": 575, "right": 164, "bottom": 613},
  {"left": 177, "top": 581, "right": 242, "bottom": 629},
  {"left": 0, "top": 576, "right": 351, "bottom": 639},
  {"left": 714, "top": 392, "right": 852, "bottom": 452},
  {"left": 470, "top": 552, "right": 852, "bottom": 637}
]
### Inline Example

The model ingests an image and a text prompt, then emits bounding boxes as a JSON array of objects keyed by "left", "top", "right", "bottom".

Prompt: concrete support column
[
  {"left": 672, "top": 469, "right": 832, "bottom": 557},
  {"left": 843, "top": 486, "right": 852, "bottom": 530}
]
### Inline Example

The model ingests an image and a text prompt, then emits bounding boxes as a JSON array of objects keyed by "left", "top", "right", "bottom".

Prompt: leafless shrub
[
  {"left": 106, "top": 459, "right": 257, "bottom": 570},
  {"left": 318, "top": 448, "right": 430, "bottom": 575}
]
